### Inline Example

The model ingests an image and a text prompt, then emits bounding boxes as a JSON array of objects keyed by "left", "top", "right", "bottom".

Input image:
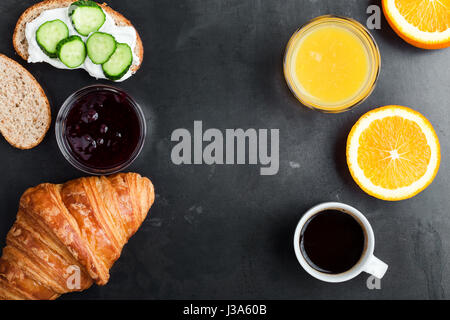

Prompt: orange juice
[{"left": 284, "top": 16, "right": 380, "bottom": 113}]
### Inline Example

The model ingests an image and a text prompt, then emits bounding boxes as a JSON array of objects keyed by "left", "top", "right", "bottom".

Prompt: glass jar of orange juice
[{"left": 284, "top": 15, "right": 380, "bottom": 113}]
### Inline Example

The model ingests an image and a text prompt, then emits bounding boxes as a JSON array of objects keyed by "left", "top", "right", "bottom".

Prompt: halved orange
[
  {"left": 347, "top": 106, "right": 440, "bottom": 201},
  {"left": 382, "top": 0, "right": 450, "bottom": 49}
]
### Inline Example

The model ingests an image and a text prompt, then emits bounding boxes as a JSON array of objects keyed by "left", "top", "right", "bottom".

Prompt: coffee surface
[{"left": 300, "top": 210, "right": 365, "bottom": 274}]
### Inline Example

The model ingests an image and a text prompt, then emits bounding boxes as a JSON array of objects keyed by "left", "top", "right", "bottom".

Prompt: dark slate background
[{"left": 0, "top": 0, "right": 448, "bottom": 299}]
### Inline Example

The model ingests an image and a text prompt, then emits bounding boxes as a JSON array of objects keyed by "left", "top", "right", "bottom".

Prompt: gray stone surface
[{"left": 0, "top": 0, "right": 448, "bottom": 299}]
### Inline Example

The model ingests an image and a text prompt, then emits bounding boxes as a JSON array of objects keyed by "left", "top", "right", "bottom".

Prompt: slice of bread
[
  {"left": 13, "top": 0, "right": 144, "bottom": 74},
  {"left": 0, "top": 54, "right": 51, "bottom": 149}
]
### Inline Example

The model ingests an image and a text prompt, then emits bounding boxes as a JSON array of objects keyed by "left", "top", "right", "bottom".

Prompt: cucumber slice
[
  {"left": 36, "top": 20, "right": 69, "bottom": 58},
  {"left": 102, "top": 43, "right": 133, "bottom": 80},
  {"left": 56, "top": 36, "right": 87, "bottom": 68},
  {"left": 86, "top": 32, "right": 117, "bottom": 64},
  {"left": 69, "top": 1, "right": 106, "bottom": 36}
]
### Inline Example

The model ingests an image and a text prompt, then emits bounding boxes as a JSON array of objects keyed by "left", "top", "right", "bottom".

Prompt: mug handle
[{"left": 363, "top": 255, "right": 388, "bottom": 279}]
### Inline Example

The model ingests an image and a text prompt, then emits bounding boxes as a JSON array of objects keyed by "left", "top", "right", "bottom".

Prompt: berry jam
[{"left": 64, "top": 88, "right": 142, "bottom": 170}]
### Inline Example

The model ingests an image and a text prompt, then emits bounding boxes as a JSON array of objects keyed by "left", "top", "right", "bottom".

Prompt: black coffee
[{"left": 300, "top": 210, "right": 365, "bottom": 274}]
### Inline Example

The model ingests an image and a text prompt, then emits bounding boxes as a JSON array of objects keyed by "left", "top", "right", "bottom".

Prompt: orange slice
[
  {"left": 347, "top": 106, "right": 440, "bottom": 201},
  {"left": 382, "top": 0, "right": 450, "bottom": 49}
]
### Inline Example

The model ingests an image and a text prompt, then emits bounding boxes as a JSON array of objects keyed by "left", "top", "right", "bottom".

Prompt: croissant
[{"left": 0, "top": 172, "right": 154, "bottom": 300}]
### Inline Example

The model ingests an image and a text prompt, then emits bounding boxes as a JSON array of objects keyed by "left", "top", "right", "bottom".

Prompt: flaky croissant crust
[{"left": 0, "top": 173, "right": 154, "bottom": 300}]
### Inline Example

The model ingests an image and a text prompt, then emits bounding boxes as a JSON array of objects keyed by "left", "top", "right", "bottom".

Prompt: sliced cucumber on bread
[
  {"left": 86, "top": 32, "right": 116, "bottom": 64},
  {"left": 102, "top": 43, "right": 133, "bottom": 80},
  {"left": 69, "top": 1, "right": 106, "bottom": 36},
  {"left": 14, "top": 0, "right": 143, "bottom": 81},
  {"left": 36, "top": 19, "right": 69, "bottom": 58},
  {"left": 57, "top": 35, "right": 86, "bottom": 68}
]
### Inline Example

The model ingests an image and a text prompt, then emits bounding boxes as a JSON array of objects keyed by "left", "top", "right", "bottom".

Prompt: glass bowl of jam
[{"left": 56, "top": 85, "right": 146, "bottom": 175}]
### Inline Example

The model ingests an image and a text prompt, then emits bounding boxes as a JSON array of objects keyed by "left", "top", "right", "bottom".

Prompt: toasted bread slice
[
  {"left": 0, "top": 54, "right": 51, "bottom": 149},
  {"left": 13, "top": 0, "right": 143, "bottom": 74}
]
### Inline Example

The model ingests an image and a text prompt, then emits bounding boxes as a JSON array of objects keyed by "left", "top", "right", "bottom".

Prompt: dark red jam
[{"left": 64, "top": 88, "right": 142, "bottom": 170}]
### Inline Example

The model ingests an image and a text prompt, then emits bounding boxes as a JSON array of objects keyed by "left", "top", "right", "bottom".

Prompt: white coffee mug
[{"left": 293, "top": 202, "right": 388, "bottom": 283}]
